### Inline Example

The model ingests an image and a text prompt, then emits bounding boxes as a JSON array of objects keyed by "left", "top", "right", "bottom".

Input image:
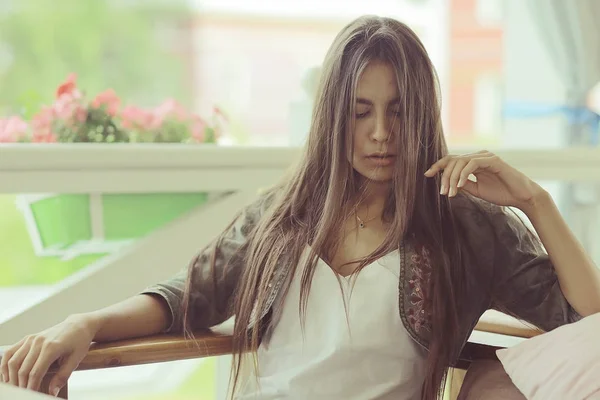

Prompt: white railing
[{"left": 1, "top": 144, "right": 600, "bottom": 195}]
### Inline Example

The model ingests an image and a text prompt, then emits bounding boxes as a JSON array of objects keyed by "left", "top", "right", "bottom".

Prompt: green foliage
[
  {"left": 58, "top": 107, "right": 129, "bottom": 143},
  {"left": 0, "top": 0, "right": 193, "bottom": 115}
]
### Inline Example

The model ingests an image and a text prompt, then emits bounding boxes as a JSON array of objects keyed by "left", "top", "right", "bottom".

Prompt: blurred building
[
  {"left": 186, "top": 0, "right": 505, "bottom": 147},
  {"left": 188, "top": 0, "right": 450, "bottom": 146},
  {"left": 448, "top": 0, "right": 503, "bottom": 144}
]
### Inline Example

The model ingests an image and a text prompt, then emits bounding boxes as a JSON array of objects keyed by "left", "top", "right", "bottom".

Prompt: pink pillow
[{"left": 496, "top": 313, "right": 600, "bottom": 400}]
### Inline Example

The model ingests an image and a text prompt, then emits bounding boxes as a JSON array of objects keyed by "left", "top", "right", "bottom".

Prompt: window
[{"left": 473, "top": 73, "right": 503, "bottom": 141}]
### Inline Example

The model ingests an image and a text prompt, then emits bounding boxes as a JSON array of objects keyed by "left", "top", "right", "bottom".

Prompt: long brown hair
[{"left": 185, "top": 15, "right": 471, "bottom": 399}]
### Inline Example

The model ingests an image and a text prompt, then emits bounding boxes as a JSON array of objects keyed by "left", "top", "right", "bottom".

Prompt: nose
[{"left": 370, "top": 115, "right": 390, "bottom": 143}]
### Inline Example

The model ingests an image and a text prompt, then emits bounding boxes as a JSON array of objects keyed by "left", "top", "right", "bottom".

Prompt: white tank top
[{"left": 237, "top": 248, "right": 427, "bottom": 399}]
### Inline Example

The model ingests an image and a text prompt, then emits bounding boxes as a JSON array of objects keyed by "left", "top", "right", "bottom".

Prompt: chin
[{"left": 355, "top": 167, "right": 394, "bottom": 183}]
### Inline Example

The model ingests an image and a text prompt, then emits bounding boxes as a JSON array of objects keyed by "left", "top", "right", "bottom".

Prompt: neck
[{"left": 353, "top": 180, "right": 391, "bottom": 219}]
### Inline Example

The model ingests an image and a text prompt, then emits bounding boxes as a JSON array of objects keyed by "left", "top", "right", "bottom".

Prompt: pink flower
[
  {"left": 120, "top": 105, "right": 156, "bottom": 131},
  {"left": 56, "top": 73, "right": 79, "bottom": 98},
  {"left": 210, "top": 106, "right": 228, "bottom": 140},
  {"left": 53, "top": 92, "right": 86, "bottom": 124},
  {"left": 92, "top": 89, "right": 121, "bottom": 116},
  {"left": 154, "top": 98, "right": 188, "bottom": 124},
  {"left": 75, "top": 108, "right": 87, "bottom": 123},
  {"left": 31, "top": 106, "right": 54, "bottom": 131},
  {"left": 31, "top": 107, "right": 58, "bottom": 142},
  {"left": 31, "top": 131, "right": 58, "bottom": 143},
  {"left": 213, "top": 106, "right": 228, "bottom": 121},
  {"left": 0, "top": 116, "right": 29, "bottom": 143}
]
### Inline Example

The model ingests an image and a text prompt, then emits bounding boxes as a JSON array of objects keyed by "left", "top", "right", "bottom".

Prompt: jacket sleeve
[
  {"left": 486, "top": 204, "right": 581, "bottom": 332},
  {"left": 140, "top": 193, "right": 272, "bottom": 333}
]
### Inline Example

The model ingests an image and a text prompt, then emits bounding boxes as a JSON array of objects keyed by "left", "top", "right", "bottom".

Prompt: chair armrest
[
  {"left": 0, "top": 318, "right": 539, "bottom": 373},
  {"left": 76, "top": 330, "right": 232, "bottom": 371},
  {"left": 75, "top": 317, "right": 538, "bottom": 372},
  {"left": 0, "top": 316, "right": 540, "bottom": 389},
  {"left": 0, "top": 330, "right": 232, "bottom": 375},
  {"left": 475, "top": 310, "right": 543, "bottom": 339}
]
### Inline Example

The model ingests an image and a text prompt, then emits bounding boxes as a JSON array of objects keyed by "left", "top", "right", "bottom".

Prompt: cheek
[{"left": 352, "top": 121, "right": 370, "bottom": 151}]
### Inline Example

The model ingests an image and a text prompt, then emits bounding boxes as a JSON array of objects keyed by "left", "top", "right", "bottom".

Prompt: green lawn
[{"left": 117, "top": 358, "right": 218, "bottom": 400}]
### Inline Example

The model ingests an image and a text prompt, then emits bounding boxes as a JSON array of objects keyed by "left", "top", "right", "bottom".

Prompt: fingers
[
  {"left": 1, "top": 337, "right": 24, "bottom": 383},
  {"left": 1, "top": 336, "right": 63, "bottom": 394},
  {"left": 424, "top": 155, "right": 451, "bottom": 177},
  {"left": 425, "top": 151, "right": 498, "bottom": 197},
  {"left": 26, "top": 342, "right": 61, "bottom": 392},
  {"left": 18, "top": 340, "right": 42, "bottom": 388},
  {"left": 456, "top": 158, "right": 481, "bottom": 189},
  {"left": 0, "top": 340, "right": 18, "bottom": 383},
  {"left": 447, "top": 158, "right": 469, "bottom": 197},
  {"left": 48, "top": 355, "right": 80, "bottom": 397},
  {"left": 7, "top": 340, "right": 30, "bottom": 386},
  {"left": 459, "top": 179, "right": 479, "bottom": 197},
  {"left": 439, "top": 158, "right": 457, "bottom": 195}
]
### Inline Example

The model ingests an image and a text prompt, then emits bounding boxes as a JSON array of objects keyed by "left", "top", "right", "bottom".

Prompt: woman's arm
[
  {"left": 522, "top": 190, "right": 600, "bottom": 317},
  {"left": 83, "top": 294, "right": 171, "bottom": 342},
  {"left": 0, "top": 294, "right": 170, "bottom": 392},
  {"left": 427, "top": 150, "right": 600, "bottom": 325}
]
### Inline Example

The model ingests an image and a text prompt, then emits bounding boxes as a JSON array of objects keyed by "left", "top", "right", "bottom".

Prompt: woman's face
[{"left": 351, "top": 61, "right": 400, "bottom": 183}]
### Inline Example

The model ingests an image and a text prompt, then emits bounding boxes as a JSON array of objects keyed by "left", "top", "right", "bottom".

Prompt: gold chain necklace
[{"left": 356, "top": 214, "right": 378, "bottom": 229}]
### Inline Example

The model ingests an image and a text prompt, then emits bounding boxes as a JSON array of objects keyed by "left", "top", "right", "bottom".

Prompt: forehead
[{"left": 356, "top": 61, "right": 399, "bottom": 101}]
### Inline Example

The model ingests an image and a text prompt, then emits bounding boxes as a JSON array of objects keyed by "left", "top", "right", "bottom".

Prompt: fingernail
[
  {"left": 439, "top": 185, "right": 445, "bottom": 195},
  {"left": 52, "top": 387, "right": 60, "bottom": 397},
  {"left": 449, "top": 187, "right": 456, "bottom": 197}
]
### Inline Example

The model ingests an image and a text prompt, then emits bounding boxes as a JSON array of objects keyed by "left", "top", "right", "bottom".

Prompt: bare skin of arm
[{"left": 0, "top": 294, "right": 170, "bottom": 395}]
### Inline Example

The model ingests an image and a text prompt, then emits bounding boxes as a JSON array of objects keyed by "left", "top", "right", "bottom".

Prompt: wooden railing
[{"left": 0, "top": 324, "right": 540, "bottom": 399}]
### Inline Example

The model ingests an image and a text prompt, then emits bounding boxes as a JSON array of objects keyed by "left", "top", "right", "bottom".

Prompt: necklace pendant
[{"left": 359, "top": 222, "right": 364, "bottom": 228}]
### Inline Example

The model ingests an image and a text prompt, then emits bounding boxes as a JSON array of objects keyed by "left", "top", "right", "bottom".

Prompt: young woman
[{"left": 2, "top": 15, "right": 600, "bottom": 400}]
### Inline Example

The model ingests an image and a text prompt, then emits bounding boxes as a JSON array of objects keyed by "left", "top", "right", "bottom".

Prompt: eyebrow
[{"left": 356, "top": 97, "right": 402, "bottom": 106}]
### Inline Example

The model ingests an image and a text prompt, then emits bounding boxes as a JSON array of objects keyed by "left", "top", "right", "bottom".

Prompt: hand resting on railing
[
  {"left": 0, "top": 293, "right": 174, "bottom": 397},
  {"left": 0, "top": 309, "right": 540, "bottom": 399}
]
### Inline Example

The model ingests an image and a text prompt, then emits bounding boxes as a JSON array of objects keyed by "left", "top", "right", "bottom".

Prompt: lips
[
  {"left": 368, "top": 154, "right": 395, "bottom": 158},
  {"left": 366, "top": 154, "right": 396, "bottom": 166}
]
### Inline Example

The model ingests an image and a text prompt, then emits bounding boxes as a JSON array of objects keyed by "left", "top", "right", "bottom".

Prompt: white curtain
[
  {"left": 527, "top": 0, "right": 600, "bottom": 143},
  {"left": 526, "top": 0, "right": 600, "bottom": 259}
]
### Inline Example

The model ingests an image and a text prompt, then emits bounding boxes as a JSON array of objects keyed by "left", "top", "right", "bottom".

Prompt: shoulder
[
  {"left": 449, "top": 193, "right": 528, "bottom": 228},
  {"left": 250, "top": 186, "right": 281, "bottom": 217},
  {"left": 236, "top": 186, "right": 282, "bottom": 233},
  {"left": 447, "top": 194, "right": 506, "bottom": 261},
  {"left": 448, "top": 193, "right": 501, "bottom": 231},
  {"left": 448, "top": 193, "right": 537, "bottom": 254}
]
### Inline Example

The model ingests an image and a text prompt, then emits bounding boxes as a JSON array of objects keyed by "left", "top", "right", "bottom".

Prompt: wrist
[
  {"left": 520, "top": 187, "right": 553, "bottom": 217},
  {"left": 68, "top": 312, "right": 105, "bottom": 339}
]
